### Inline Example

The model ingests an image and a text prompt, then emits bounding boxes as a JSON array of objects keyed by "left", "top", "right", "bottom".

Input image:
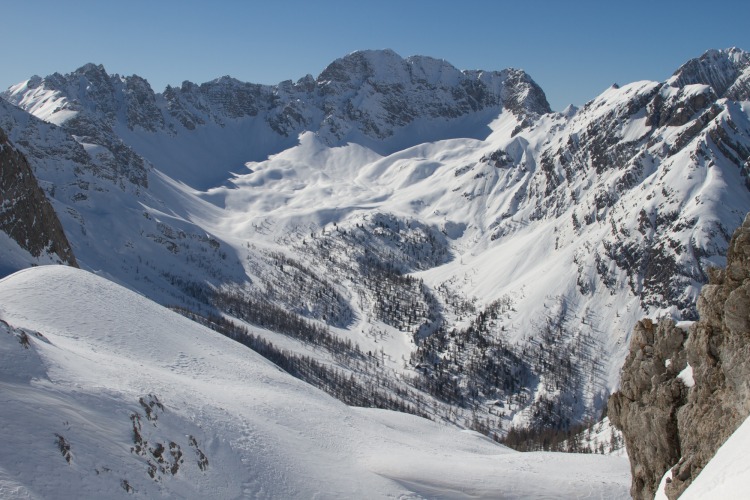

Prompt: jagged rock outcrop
[
  {"left": 308, "top": 50, "right": 550, "bottom": 142},
  {"left": 609, "top": 212, "right": 750, "bottom": 499},
  {"left": 607, "top": 319, "right": 688, "bottom": 499},
  {"left": 0, "top": 126, "right": 77, "bottom": 267},
  {"left": 525, "top": 60, "right": 750, "bottom": 319}
]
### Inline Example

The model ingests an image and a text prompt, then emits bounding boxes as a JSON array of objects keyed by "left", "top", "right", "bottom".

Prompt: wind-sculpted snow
[
  {"left": 2, "top": 48, "right": 750, "bottom": 443},
  {"left": 0, "top": 266, "right": 630, "bottom": 498}
]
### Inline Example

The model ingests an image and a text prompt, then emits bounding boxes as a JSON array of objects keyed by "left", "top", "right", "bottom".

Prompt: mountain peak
[
  {"left": 668, "top": 47, "right": 750, "bottom": 99},
  {"left": 71, "top": 63, "right": 113, "bottom": 85},
  {"left": 709, "top": 46, "right": 748, "bottom": 63},
  {"left": 317, "top": 49, "right": 409, "bottom": 85},
  {"left": 561, "top": 103, "right": 578, "bottom": 117},
  {"left": 350, "top": 48, "right": 401, "bottom": 60},
  {"left": 75, "top": 62, "right": 108, "bottom": 74}
]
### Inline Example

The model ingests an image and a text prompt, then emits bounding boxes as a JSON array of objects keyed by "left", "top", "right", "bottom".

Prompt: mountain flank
[{"left": 0, "top": 126, "right": 77, "bottom": 271}]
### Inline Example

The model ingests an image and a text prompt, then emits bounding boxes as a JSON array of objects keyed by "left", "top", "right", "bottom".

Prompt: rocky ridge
[
  {"left": 4, "top": 50, "right": 550, "bottom": 176},
  {"left": 668, "top": 47, "right": 750, "bottom": 101},
  {"left": 609, "top": 212, "right": 750, "bottom": 499}
]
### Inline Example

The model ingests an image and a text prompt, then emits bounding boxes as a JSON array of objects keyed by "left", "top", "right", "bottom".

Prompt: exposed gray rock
[
  {"left": 3, "top": 65, "right": 155, "bottom": 189},
  {"left": 535, "top": 72, "right": 748, "bottom": 320},
  {"left": 608, "top": 318, "right": 688, "bottom": 499},
  {"left": 646, "top": 84, "right": 716, "bottom": 128},
  {"left": 610, "top": 212, "right": 750, "bottom": 499},
  {"left": 0, "top": 126, "right": 77, "bottom": 268}
]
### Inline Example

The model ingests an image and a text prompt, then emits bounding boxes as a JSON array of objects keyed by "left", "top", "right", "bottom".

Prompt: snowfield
[
  {"left": 0, "top": 266, "right": 630, "bottom": 499},
  {"left": 679, "top": 413, "right": 750, "bottom": 499}
]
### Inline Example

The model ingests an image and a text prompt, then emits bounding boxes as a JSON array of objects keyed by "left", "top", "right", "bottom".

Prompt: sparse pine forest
[{"left": 162, "top": 211, "right": 612, "bottom": 449}]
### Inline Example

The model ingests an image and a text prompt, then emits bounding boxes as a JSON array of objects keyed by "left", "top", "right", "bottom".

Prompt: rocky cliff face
[
  {"left": 0, "top": 126, "right": 77, "bottom": 268},
  {"left": 609, "top": 212, "right": 750, "bottom": 499},
  {"left": 13, "top": 65, "right": 151, "bottom": 188}
]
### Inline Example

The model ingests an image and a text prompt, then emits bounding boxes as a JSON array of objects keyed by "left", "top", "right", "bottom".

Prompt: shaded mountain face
[
  {"left": 1, "top": 48, "right": 750, "bottom": 439},
  {"left": 0, "top": 125, "right": 77, "bottom": 273},
  {"left": 13, "top": 64, "right": 151, "bottom": 188}
]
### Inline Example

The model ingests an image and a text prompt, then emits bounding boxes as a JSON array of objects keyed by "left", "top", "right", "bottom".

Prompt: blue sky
[{"left": 3, "top": 0, "right": 749, "bottom": 111}]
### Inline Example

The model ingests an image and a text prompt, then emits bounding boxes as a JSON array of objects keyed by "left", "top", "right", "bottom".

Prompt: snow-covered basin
[{"left": 0, "top": 266, "right": 629, "bottom": 498}]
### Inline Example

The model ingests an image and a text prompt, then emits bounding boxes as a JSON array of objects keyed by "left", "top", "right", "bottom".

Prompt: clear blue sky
[{"left": 2, "top": 0, "right": 749, "bottom": 111}]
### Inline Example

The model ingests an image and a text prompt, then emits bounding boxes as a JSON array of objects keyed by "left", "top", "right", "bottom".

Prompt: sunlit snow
[{"left": 0, "top": 266, "right": 630, "bottom": 498}]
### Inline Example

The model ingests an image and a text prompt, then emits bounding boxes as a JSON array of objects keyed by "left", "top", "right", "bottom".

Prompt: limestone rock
[{"left": 608, "top": 319, "right": 688, "bottom": 499}]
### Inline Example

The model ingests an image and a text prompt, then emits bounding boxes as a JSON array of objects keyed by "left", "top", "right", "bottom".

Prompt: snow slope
[
  {"left": 0, "top": 266, "right": 629, "bottom": 499},
  {"left": 679, "top": 414, "right": 750, "bottom": 499},
  {"left": 653, "top": 413, "right": 750, "bottom": 500}
]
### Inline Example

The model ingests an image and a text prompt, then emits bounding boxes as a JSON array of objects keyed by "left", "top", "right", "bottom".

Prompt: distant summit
[
  {"left": 3, "top": 50, "right": 551, "bottom": 188},
  {"left": 5, "top": 49, "right": 550, "bottom": 147},
  {"left": 668, "top": 47, "right": 750, "bottom": 100}
]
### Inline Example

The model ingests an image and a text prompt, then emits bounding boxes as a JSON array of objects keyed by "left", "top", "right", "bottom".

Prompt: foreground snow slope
[
  {"left": 654, "top": 413, "right": 750, "bottom": 500},
  {"left": 0, "top": 266, "right": 629, "bottom": 499},
  {"left": 680, "top": 414, "right": 750, "bottom": 499}
]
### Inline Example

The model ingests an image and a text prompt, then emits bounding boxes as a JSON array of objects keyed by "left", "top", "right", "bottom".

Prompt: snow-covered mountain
[
  {"left": 0, "top": 265, "right": 630, "bottom": 498},
  {"left": 4, "top": 50, "right": 549, "bottom": 189},
  {"left": 2, "top": 48, "right": 750, "bottom": 443}
]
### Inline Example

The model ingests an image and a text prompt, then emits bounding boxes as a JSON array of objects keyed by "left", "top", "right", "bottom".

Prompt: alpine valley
[{"left": 2, "top": 48, "right": 750, "bottom": 498}]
